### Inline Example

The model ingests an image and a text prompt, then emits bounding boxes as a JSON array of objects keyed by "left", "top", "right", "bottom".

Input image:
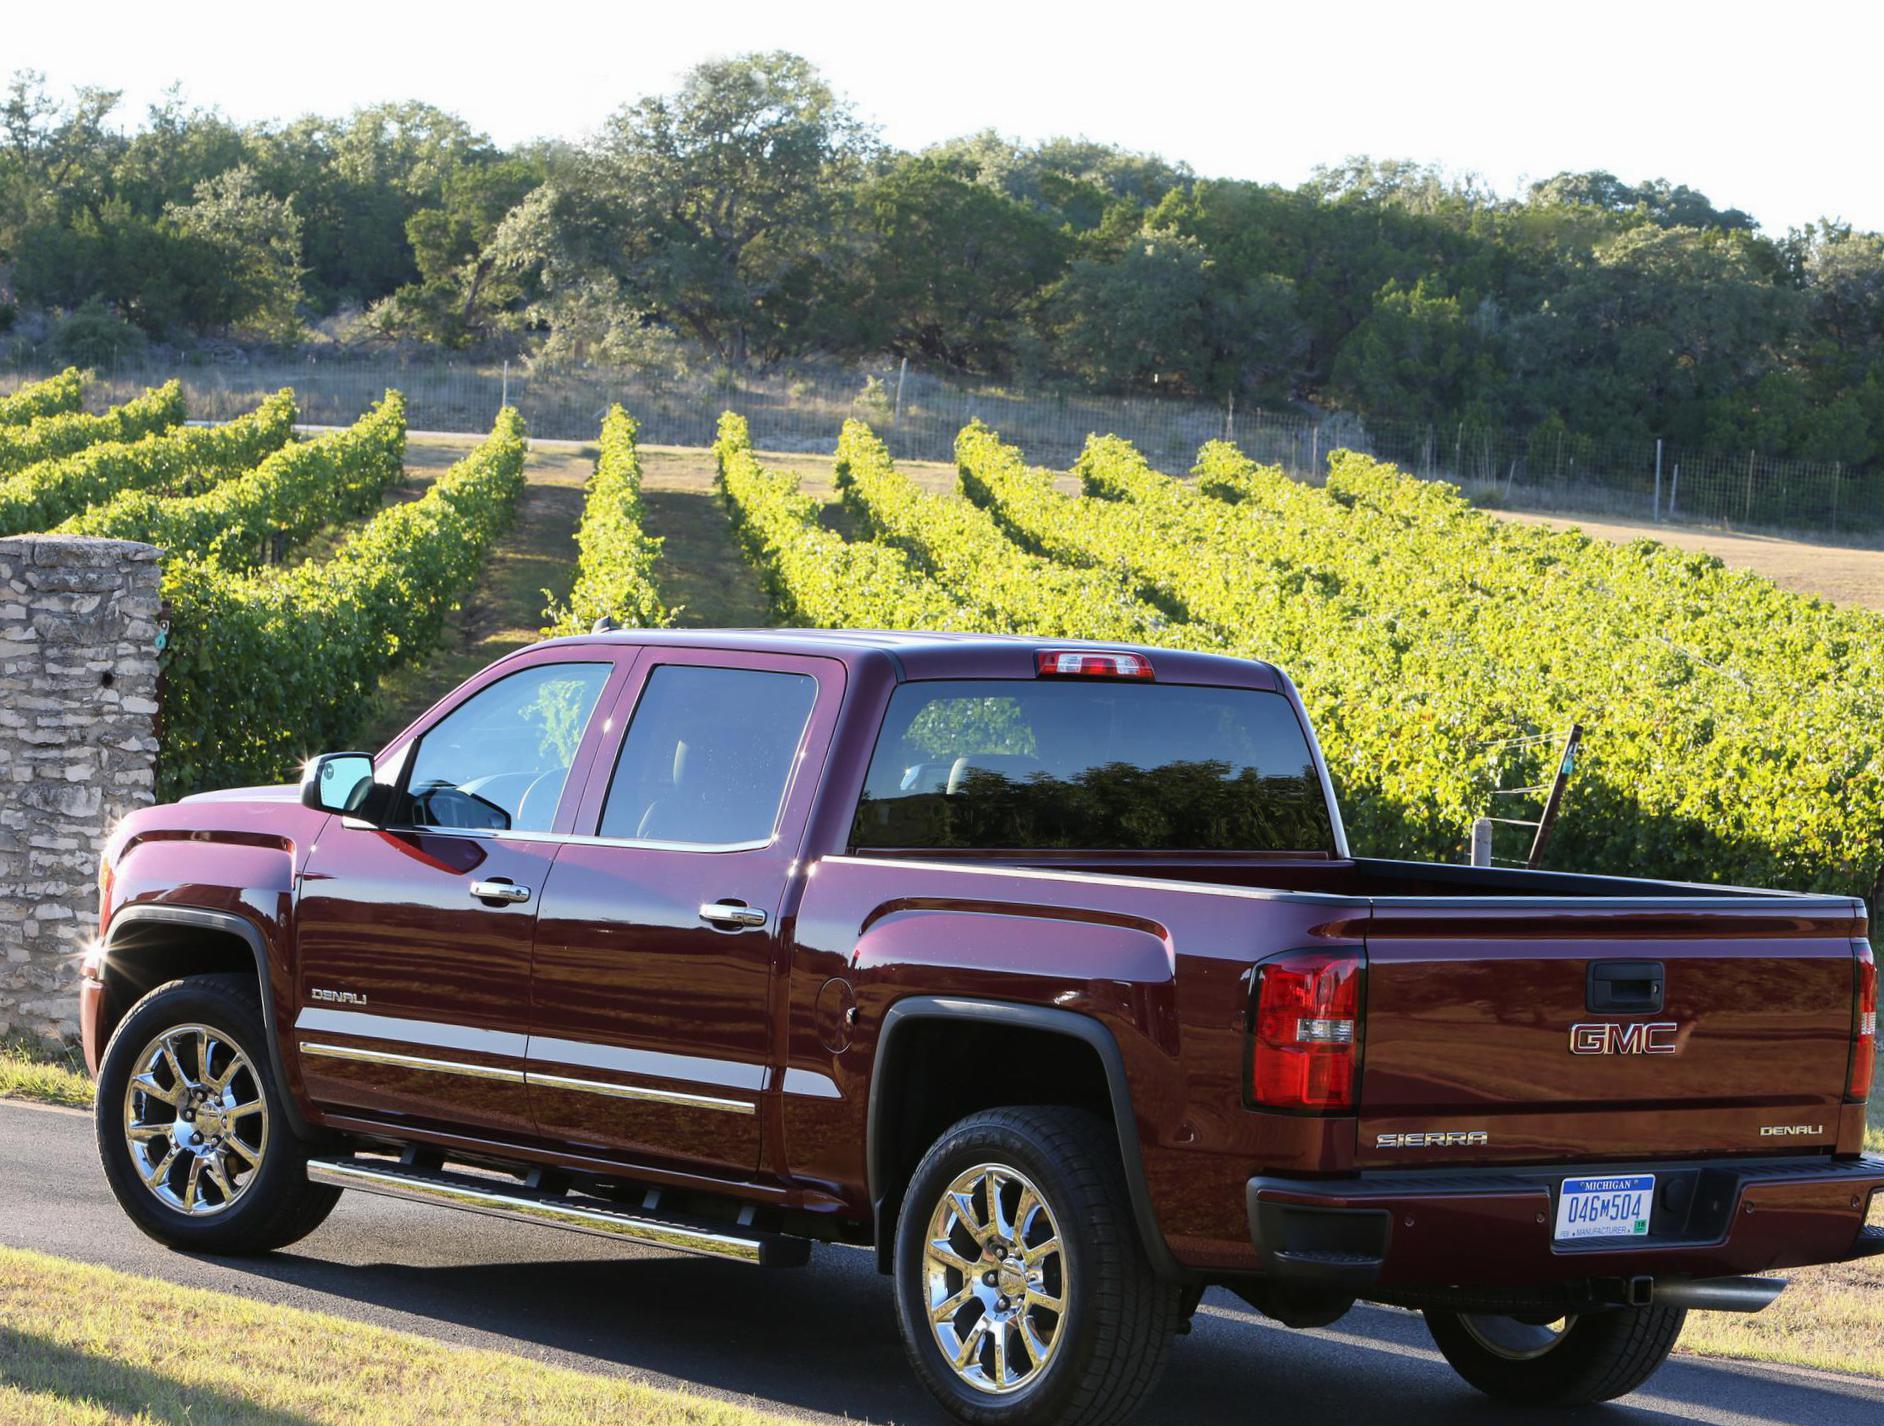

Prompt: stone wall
[{"left": 0, "top": 536, "right": 163, "bottom": 1043}]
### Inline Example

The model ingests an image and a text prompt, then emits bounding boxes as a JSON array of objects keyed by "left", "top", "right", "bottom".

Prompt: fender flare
[
  {"left": 866, "top": 995, "right": 1182, "bottom": 1280},
  {"left": 104, "top": 904, "right": 315, "bottom": 1141}
]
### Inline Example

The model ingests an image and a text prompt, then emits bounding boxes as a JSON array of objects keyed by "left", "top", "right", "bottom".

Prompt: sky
[{"left": 10, "top": 0, "right": 1882, "bottom": 235}]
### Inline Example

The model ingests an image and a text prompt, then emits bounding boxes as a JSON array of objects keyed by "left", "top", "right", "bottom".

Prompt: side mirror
[{"left": 301, "top": 752, "right": 381, "bottom": 819}]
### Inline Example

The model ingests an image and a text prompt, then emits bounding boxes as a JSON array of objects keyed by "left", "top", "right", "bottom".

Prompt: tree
[
  {"left": 369, "top": 156, "right": 543, "bottom": 346},
  {"left": 163, "top": 166, "right": 304, "bottom": 338},
  {"left": 846, "top": 157, "right": 1067, "bottom": 370},
  {"left": 1330, "top": 279, "right": 1501, "bottom": 424},
  {"left": 551, "top": 51, "right": 875, "bottom": 362}
]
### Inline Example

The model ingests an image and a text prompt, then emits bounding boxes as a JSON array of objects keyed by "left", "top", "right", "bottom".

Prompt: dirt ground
[{"left": 1499, "top": 510, "right": 1884, "bottom": 613}]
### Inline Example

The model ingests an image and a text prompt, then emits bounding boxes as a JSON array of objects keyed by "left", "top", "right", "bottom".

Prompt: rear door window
[
  {"left": 599, "top": 664, "right": 819, "bottom": 846},
  {"left": 851, "top": 679, "right": 1334, "bottom": 852}
]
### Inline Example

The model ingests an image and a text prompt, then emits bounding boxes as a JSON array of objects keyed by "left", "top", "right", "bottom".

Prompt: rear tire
[
  {"left": 95, "top": 974, "right": 341, "bottom": 1253},
  {"left": 1424, "top": 1304, "right": 1686, "bottom": 1405},
  {"left": 892, "top": 1106, "right": 1179, "bottom": 1426}
]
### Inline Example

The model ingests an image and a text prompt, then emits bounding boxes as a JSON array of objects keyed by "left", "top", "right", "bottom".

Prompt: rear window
[{"left": 850, "top": 679, "right": 1335, "bottom": 852}]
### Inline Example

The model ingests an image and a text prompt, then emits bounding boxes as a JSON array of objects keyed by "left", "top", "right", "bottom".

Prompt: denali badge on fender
[
  {"left": 1377, "top": 1130, "right": 1491, "bottom": 1149},
  {"left": 1569, "top": 1021, "right": 1679, "bottom": 1055}
]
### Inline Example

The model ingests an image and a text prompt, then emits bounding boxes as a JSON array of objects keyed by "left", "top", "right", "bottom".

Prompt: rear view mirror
[{"left": 302, "top": 752, "right": 379, "bottom": 818}]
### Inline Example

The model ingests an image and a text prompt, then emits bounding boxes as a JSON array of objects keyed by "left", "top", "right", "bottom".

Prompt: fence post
[
  {"left": 1744, "top": 449, "right": 1755, "bottom": 522},
  {"left": 500, "top": 359, "right": 509, "bottom": 413},
  {"left": 1470, "top": 817, "right": 1495, "bottom": 868},
  {"left": 1652, "top": 438, "right": 1663, "bottom": 522},
  {"left": 1670, "top": 463, "right": 1680, "bottom": 516},
  {"left": 1832, "top": 462, "right": 1841, "bottom": 535},
  {"left": 1226, "top": 391, "right": 1235, "bottom": 442},
  {"left": 893, "top": 356, "right": 907, "bottom": 426}
]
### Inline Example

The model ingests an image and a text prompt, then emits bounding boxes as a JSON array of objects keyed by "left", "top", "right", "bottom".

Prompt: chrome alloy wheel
[
  {"left": 121, "top": 1023, "right": 269, "bottom": 1216},
  {"left": 922, "top": 1162, "right": 1067, "bottom": 1395},
  {"left": 1458, "top": 1313, "right": 1579, "bottom": 1361}
]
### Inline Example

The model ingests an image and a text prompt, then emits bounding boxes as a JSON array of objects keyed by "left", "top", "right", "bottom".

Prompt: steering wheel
[{"left": 512, "top": 769, "right": 564, "bottom": 833}]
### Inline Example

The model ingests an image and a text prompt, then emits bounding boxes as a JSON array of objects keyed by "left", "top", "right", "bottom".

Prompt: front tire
[
  {"left": 892, "top": 1106, "right": 1179, "bottom": 1426},
  {"left": 95, "top": 974, "right": 341, "bottom": 1253},
  {"left": 1424, "top": 1305, "right": 1686, "bottom": 1405}
]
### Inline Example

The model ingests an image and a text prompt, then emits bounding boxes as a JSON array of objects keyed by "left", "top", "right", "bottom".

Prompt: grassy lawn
[
  {"left": 0, "top": 1245, "right": 792, "bottom": 1426},
  {"left": 1678, "top": 1228, "right": 1884, "bottom": 1378},
  {"left": 0, "top": 1037, "right": 92, "bottom": 1108}
]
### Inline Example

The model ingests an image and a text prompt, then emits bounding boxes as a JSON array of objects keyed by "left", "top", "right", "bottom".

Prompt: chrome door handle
[
  {"left": 470, "top": 880, "right": 531, "bottom": 904},
  {"left": 698, "top": 902, "right": 766, "bottom": 928}
]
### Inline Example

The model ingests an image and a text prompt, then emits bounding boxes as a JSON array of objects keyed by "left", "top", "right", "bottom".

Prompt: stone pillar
[{"left": 0, "top": 536, "right": 163, "bottom": 1044}]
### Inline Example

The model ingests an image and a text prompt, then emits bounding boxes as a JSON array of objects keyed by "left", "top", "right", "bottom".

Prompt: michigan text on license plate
[{"left": 1554, "top": 1174, "right": 1654, "bottom": 1241}]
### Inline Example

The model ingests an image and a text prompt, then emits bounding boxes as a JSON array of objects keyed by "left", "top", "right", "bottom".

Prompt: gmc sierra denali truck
[{"left": 82, "top": 631, "right": 1881, "bottom": 1425}]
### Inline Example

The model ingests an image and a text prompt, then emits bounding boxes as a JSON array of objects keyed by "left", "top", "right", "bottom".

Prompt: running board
[{"left": 306, "top": 1156, "right": 809, "bottom": 1266}]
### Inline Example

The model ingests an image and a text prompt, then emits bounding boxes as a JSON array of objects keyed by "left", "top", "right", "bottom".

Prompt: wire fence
[{"left": 5, "top": 354, "right": 1878, "bottom": 538}]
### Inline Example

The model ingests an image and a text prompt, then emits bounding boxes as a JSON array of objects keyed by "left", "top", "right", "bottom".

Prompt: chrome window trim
[
  {"left": 362, "top": 824, "right": 777, "bottom": 855},
  {"left": 300, "top": 1041, "right": 527, "bottom": 1084},
  {"left": 526, "top": 1070, "right": 755, "bottom": 1115}
]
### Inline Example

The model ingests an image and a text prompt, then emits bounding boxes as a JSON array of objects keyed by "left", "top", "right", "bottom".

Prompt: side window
[
  {"left": 599, "top": 665, "right": 817, "bottom": 846},
  {"left": 403, "top": 663, "right": 612, "bottom": 833}
]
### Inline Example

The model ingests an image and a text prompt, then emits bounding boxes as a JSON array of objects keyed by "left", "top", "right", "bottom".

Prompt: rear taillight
[
  {"left": 1251, "top": 948, "right": 1364, "bottom": 1113},
  {"left": 1034, "top": 649, "right": 1154, "bottom": 680},
  {"left": 1850, "top": 941, "right": 1877, "bottom": 1103}
]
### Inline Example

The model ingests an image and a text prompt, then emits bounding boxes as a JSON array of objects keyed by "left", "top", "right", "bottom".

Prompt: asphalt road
[{"left": 3, "top": 1099, "right": 1880, "bottom": 1426}]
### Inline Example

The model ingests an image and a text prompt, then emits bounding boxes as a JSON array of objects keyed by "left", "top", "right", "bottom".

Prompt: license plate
[{"left": 1554, "top": 1174, "right": 1655, "bottom": 1241}]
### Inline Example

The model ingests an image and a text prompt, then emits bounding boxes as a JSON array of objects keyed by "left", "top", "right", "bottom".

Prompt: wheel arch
[
  {"left": 866, "top": 995, "right": 1180, "bottom": 1280},
  {"left": 101, "top": 905, "right": 313, "bottom": 1139}
]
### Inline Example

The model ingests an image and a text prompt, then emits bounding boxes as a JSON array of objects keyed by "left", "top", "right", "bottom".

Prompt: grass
[
  {"left": 0, "top": 1036, "right": 92, "bottom": 1108},
  {"left": 0, "top": 1245, "right": 794, "bottom": 1426},
  {"left": 1678, "top": 1209, "right": 1884, "bottom": 1377}
]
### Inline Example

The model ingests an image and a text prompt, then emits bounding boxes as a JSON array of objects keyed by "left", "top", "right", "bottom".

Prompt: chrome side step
[{"left": 307, "top": 1156, "right": 808, "bottom": 1266}]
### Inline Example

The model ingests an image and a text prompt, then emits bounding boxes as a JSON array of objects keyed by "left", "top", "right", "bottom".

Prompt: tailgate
[{"left": 1358, "top": 896, "right": 1865, "bottom": 1168}]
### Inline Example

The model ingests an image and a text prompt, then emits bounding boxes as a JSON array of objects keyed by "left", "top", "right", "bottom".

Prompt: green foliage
[
  {"left": 9, "top": 62, "right": 1884, "bottom": 470},
  {"left": 0, "top": 368, "right": 86, "bottom": 426},
  {"left": 712, "top": 411, "right": 963, "bottom": 629},
  {"left": 50, "top": 298, "right": 147, "bottom": 366},
  {"left": 544, "top": 405, "right": 669, "bottom": 634},
  {"left": 57, "top": 392, "right": 404, "bottom": 564},
  {"left": 835, "top": 418, "right": 1167, "bottom": 640},
  {"left": 158, "top": 408, "right": 527, "bottom": 798},
  {"left": 0, "top": 386, "right": 294, "bottom": 536},
  {"left": 960, "top": 421, "right": 1884, "bottom": 894},
  {"left": 0, "top": 380, "right": 184, "bottom": 478},
  {"left": 160, "top": 166, "right": 304, "bottom": 339}
]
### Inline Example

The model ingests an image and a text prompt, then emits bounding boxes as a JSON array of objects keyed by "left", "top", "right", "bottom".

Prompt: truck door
[
  {"left": 293, "top": 650, "right": 629, "bottom": 1140},
  {"left": 527, "top": 648, "right": 843, "bottom": 1177}
]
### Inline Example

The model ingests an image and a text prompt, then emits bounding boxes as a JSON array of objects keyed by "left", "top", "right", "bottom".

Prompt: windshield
[{"left": 850, "top": 679, "right": 1335, "bottom": 852}]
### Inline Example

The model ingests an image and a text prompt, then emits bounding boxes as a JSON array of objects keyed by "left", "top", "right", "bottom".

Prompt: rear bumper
[{"left": 1247, "top": 1154, "right": 1884, "bottom": 1292}]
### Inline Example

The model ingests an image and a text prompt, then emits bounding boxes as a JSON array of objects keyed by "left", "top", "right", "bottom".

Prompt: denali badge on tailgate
[{"left": 1569, "top": 1021, "right": 1679, "bottom": 1055}]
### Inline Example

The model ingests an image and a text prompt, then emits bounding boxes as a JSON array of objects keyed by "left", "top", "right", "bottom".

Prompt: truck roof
[{"left": 534, "top": 627, "right": 1282, "bottom": 688}]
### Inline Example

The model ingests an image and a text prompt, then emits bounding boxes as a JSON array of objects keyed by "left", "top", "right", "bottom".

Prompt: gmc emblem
[{"left": 1569, "top": 1021, "right": 1680, "bottom": 1055}]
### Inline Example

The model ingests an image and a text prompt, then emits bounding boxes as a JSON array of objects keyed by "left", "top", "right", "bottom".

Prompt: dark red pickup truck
[{"left": 83, "top": 630, "right": 1881, "bottom": 1424}]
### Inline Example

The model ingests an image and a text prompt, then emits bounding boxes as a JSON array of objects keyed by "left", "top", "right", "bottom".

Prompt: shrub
[
  {"left": 60, "top": 392, "right": 405, "bottom": 566},
  {"left": 158, "top": 409, "right": 527, "bottom": 798},
  {"left": 544, "top": 405, "right": 669, "bottom": 634},
  {"left": 0, "top": 389, "right": 296, "bottom": 537},
  {"left": 0, "top": 368, "right": 86, "bottom": 427},
  {"left": 0, "top": 381, "right": 185, "bottom": 478}
]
